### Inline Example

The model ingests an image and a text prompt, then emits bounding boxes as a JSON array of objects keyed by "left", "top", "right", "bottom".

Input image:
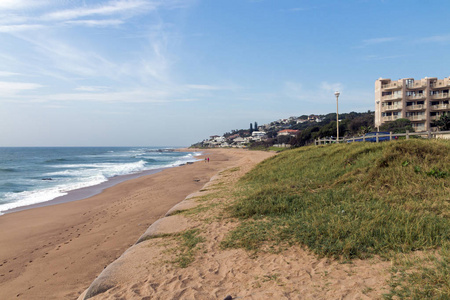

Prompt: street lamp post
[
  {"left": 376, "top": 100, "right": 380, "bottom": 132},
  {"left": 335, "top": 91, "right": 340, "bottom": 143}
]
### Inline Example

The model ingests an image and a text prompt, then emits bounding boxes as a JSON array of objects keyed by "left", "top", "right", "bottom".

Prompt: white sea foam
[
  {"left": 0, "top": 174, "right": 108, "bottom": 214},
  {"left": 0, "top": 150, "right": 201, "bottom": 214}
]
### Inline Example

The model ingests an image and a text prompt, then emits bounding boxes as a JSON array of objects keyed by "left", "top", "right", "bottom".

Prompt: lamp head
[{"left": 334, "top": 91, "right": 340, "bottom": 97}]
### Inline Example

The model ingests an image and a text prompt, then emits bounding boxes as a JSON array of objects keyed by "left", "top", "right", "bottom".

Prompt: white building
[
  {"left": 375, "top": 77, "right": 450, "bottom": 131},
  {"left": 251, "top": 131, "right": 267, "bottom": 141}
]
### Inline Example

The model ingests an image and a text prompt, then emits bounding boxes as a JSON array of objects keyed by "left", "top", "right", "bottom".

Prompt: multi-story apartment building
[{"left": 375, "top": 77, "right": 450, "bottom": 131}]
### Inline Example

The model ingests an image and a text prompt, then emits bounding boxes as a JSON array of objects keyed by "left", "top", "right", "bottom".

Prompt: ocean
[{"left": 0, "top": 147, "right": 201, "bottom": 215}]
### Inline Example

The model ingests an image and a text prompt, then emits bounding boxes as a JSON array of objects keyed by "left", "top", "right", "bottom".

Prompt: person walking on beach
[{"left": 207, "top": 157, "right": 210, "bottom": 163}]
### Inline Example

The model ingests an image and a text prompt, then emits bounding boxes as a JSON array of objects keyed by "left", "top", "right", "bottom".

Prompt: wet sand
[
  {"left": 78, "top": 148, "right": 390, "bottom": 300},
  {"left": 0, "top": 148, "right": 256, "bottom": 299}
]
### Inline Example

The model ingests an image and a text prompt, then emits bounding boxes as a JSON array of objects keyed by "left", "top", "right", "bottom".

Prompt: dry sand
[
  {"left": 77, "top": 148, "right": 391, "bottom": 300},
  {"left": 1, "top": 148, "right": 392, "bottom": 300},
  {"left": 0, "top": 148, "right": 266, "bottom": 299}
]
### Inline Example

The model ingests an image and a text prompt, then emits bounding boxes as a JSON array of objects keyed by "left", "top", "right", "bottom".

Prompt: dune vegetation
[{"left": 222, "top": 139, "right": 450, "bottom": 298}]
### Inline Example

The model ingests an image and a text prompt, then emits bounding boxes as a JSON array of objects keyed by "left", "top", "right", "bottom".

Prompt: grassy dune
[{"left": 222, "top": 139, "right": 449, "bottom": 298}]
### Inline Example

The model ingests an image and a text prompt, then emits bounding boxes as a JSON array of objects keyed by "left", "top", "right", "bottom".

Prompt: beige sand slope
[
  {"left": 79, "top": 149, "right": 391, "bottom": 300},
  {"left": 0, "top": 148, "right": 262, "bottom": 299}
]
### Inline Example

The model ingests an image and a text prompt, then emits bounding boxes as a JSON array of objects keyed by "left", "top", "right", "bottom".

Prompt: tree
[
  {"left": 380, "top": 118, "right": 414, "bottom": 133},
  {"left": 348, "top": 114, "right": 375, "bottom": 134},
  {"left": 432, "top": 113, "right": 450, "bottom": 131}
]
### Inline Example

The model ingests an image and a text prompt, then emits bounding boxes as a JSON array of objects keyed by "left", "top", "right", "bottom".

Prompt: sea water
[{"left": 0, "top": 147, "right": 201, "bottom": 214}]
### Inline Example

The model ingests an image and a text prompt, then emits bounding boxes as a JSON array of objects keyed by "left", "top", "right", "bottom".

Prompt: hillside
[
  {"left": 193, "top": 111, "right": 389, "bottom": 148},
  {"left": 223, "top": 139, "right": 449, "bottom": 298}
]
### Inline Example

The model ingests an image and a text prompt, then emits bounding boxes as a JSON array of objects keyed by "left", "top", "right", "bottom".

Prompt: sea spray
[{"left": 0, "top": 147, "right": 201, "bottom": 214}]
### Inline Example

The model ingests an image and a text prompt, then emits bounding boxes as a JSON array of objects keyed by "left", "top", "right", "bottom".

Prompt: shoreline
[
  {"left": 1, "top": 147, "right": 201, "bottom": 215},
  {"left": 0, "top": 148, "right": 244, "bottom": 300},
  {"left": 3, "top": 168, "right": 164, "bottom": 214}
]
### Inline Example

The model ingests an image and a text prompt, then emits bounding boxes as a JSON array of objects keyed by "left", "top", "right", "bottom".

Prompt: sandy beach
[
  {"left": 77, "top": 147, "right": 391, "bottom": 300},
  {"left": 0, "top": 148, "right": 269, "bottom": 299},
  {"left": 1, "top": 147, "right": 392, "bottom": 300}
]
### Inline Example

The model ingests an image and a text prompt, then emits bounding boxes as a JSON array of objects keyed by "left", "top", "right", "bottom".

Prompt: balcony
[
  {"left": 430, "top": 80, "right": 450, "bottom": 89},
  {"left": 382, "top": 82, "right": 402, "bottom": 90},
  {"left": 382, "top": 115, "right": 401, "bottom": 122},
  {"left": 412, "top": 123, "right": 426, "bottom": 131},
  {"left": 406, "top": 94, "right": 426, "bottom": 100},
  {"left": 406, "top": 81, "right": 427, "bottom": 89},
  {"left": 406, "top": 104, "right": 426, "bottom": 111},
  {"left": 408, "top": 115, "right": 427, "bottom": 121},
  {"left": 430, "top": 104, "right": 450, "bottom": 110},
  {"left": 383, "top": 105, "right": 402, "bottom": 111},
  {"left": 431, "top": 93, "right": 450, "bottom": 100},
  {"left": 382, "top": 94, "right": 402, "bottom": 100}
]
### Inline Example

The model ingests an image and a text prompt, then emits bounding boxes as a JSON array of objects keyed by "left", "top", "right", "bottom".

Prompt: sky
[{"left": 1, "top": 0, "right": 450, "bottom": 146}]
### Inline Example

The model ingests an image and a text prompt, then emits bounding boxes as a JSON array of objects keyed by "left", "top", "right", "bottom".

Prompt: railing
[
  {"left": 412, "top": 125, "right": 426, "bottom": 131},
  {"left": 406, "top": 82, "right": 426, "bottom": 89},
  {"left": 430, "top": 80, "right": 450, "bottom": 88},
  {"left": 382, "top": 115, "right": 401, "bottom": 121},
  {"left": 406, "top": 94, "right": 426, "bottom": 100},
  {"left": 382, "top": 83, "right": 402, "bottom": 89},
  {"left": 383, "top": 105, "right": 402, "bottom": 111},
  {"left": 431, "top": 104, "right": 450, "bottom": 110},
  {"left": 315, "top": 130, "right": 450, "bottom": 145},
  {"left": 382, "top": 94, "right": 402, "bottom": 100},
  {"left": 431, "top": 93, "right": 450, "bottom": 100},
  {"left": 406, "top": 104, "right": 425, "bottom": 110},
  {"left": 407, "top": 115, "right": 426, "bottom": 121}
]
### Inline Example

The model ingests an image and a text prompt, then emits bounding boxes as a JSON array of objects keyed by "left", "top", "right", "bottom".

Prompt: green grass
[
  {"left": 221, "top": 139, "right": 450, "bottom": 297},
  {"left": 171, "top": 229, "right": 205, "bottom": 268},
  {"left": 384, "top": 244, "right": 450, "bottom": 299}
]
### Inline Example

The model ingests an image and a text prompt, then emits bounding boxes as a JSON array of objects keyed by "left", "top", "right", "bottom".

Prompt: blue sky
[{"left": 1, "top": 0, "right": 450, "bottom": 146}]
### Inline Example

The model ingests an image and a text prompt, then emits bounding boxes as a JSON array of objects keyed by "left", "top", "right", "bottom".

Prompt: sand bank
[
  {"left": 0, "top": 148, "right": 266, "bottom": 299},
  {"left": 78, "top": 148, "right": 391, "bottom": 300}
]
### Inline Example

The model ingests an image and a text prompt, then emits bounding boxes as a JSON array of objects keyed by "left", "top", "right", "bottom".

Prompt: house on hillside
[
  {"left": 277, "top": 129, "right": 300, "bottom": 137},
  {"left": 308, "top": 115, "right": 323, "bottom": 122},
  {"left": 227, "top": 133, "right": 240, "bottom": 140},
  {"left": 251, "top": 131, "right": 267, "bottom": 141},
  {"left": 232, "top": 136, "right": 250, "bottom": 147}
]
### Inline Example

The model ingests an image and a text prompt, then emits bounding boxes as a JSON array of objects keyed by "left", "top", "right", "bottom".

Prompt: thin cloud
[
  {"left": 280, "top": 6, "right": 319, "bottom": 13},
  {"left": 359, "top": 37, "right": 398, "bottom": 47},
  {"left": 75, "top": 86, "right": 111, "bottom": 92},
  {"left": 0, "top": 0, "right": 49, "bottom": 11},
  {"left": 0, "top": 24, "right": 45, "bottom": 32},
  {"left": 0, "top": 71, "right": 21, "bottom": 77},
  {"left": 42, "top": 0, "right": 156, "bottom": 21},
  {"left": 320, "top": 81, "right": 343, "bottom": 93},
  {"left": 363, "top": 54, "right": 405, "bottom": 61},
  {"left": 33, "top": 89, "right": 197, "bottom": 104},
  {"left": 0, "top": 81, "right": 43, "bottom": 94},
  {"left": 185, "top": 84, "right": 237, "bottom": 91},
  {"left": 283, "top": 81, "right": 343, "bottom": 103},
  {"left": 63, "top": 19, "right": 124, "bottom": 27},
  {"left": 0, "top": 0, "right": 199, "bottom": 107},
  {"left": 417, "top": 34, "right": 450, "bottom": 43}
]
